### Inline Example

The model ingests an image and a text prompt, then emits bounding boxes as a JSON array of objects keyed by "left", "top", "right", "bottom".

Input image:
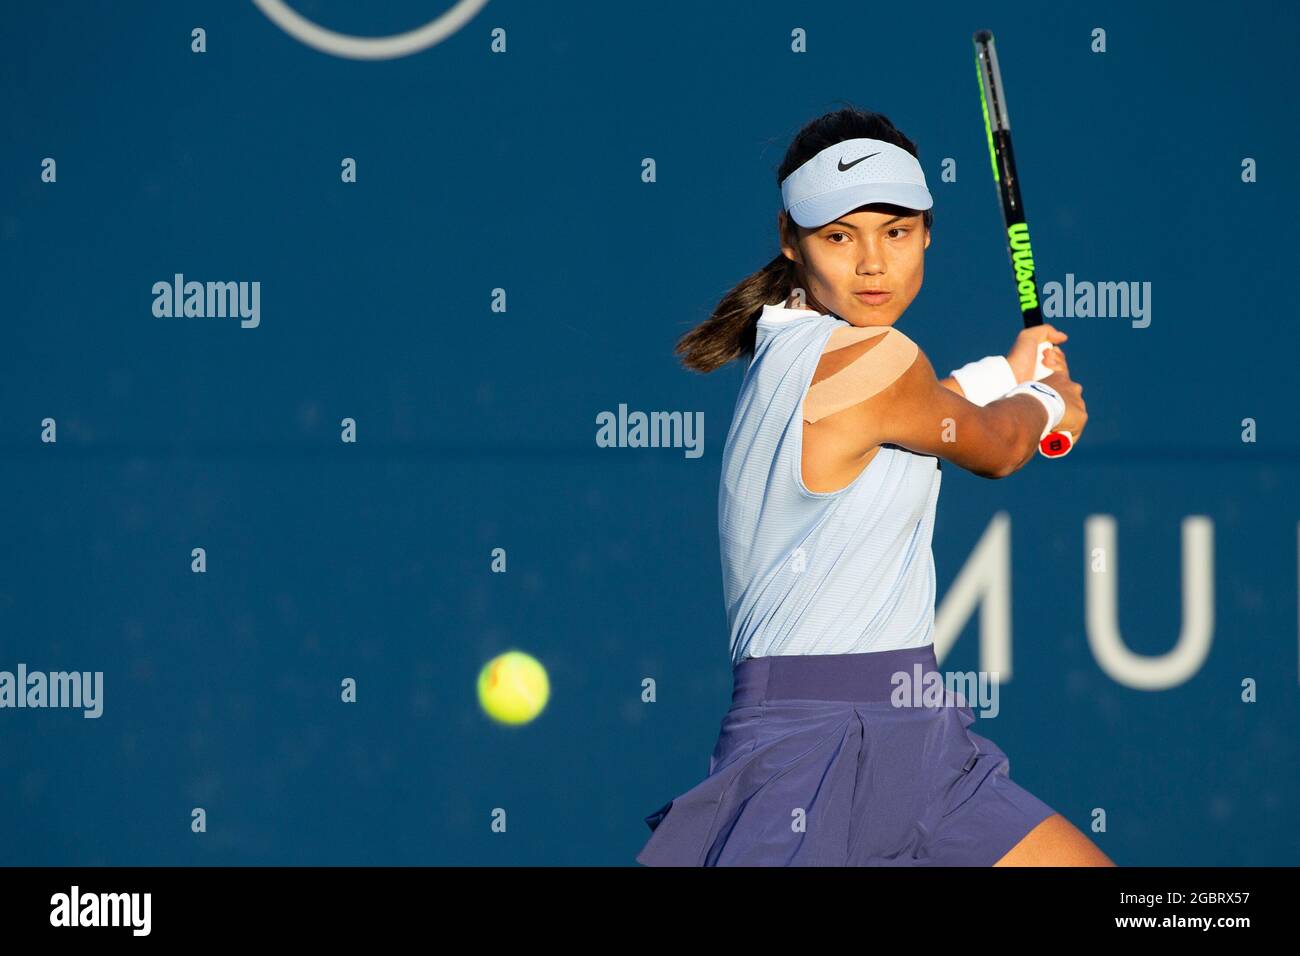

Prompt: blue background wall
[{"left": 2, "top": 0, "right": 1296, "bottom": 865}]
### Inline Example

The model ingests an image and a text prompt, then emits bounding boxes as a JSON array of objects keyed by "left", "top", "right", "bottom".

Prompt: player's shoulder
[{"left": 803, "top": 323, "right": 925, "bottom": 423}]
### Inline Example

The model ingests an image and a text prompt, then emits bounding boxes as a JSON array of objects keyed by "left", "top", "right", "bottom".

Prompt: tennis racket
[{"left": 973, "top": 29, "right": 1074, "bottom": 459}]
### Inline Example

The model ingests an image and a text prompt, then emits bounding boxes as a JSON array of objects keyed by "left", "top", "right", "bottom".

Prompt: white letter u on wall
[{"left": 1085, "top": 515, "right": 1214, "bottom": 689}]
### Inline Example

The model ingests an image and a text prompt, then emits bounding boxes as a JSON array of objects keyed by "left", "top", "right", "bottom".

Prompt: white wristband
[
  {"left": 1002, "top": 381, "right": 1066, "bottom": 440},
  {"left": 950, "top": 355, "right": 1017, "bottom": 407}
]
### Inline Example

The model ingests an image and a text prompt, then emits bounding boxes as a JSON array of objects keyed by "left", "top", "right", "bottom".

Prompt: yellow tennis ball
[{"left": 477, "top": 651, "right": 549, "bottom": 725}]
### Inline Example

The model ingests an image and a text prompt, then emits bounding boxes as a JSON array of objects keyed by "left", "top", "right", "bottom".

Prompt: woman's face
[{"left": 779, "top": 203, "right": 930, "bottom": 327}]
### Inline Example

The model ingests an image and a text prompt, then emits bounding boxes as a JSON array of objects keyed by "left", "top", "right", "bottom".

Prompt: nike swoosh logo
[{"left": 838, "top": 151, "right": 880, "bottom": 171}]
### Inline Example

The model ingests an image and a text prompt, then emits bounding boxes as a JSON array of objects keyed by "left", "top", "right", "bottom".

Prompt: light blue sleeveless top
[{"left": 719, "top": 301, "right": 943, "bottom": 665}]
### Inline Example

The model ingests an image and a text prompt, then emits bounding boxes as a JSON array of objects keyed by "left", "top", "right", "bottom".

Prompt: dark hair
[{"left": 675, "top": 106, "right": 933, "bottom": 373}]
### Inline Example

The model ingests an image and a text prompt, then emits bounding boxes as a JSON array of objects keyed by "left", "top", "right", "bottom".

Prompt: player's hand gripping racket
[{"left": 973, "top": 29, "right": 1073, "bottom": 459}]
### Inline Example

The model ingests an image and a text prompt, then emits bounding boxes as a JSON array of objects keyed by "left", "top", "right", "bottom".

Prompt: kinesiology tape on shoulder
[{"left": 803, "top": 325, "right": 919, "bottom": 423}]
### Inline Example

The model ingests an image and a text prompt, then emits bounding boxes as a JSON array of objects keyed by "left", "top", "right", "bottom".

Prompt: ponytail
[{"left": 674, "top": 253, "right": 798, "bottom": 373}]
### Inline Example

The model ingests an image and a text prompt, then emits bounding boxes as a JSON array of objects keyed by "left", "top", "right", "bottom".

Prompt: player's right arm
[{"left": 829, "top": 331, "right": 1085, "bottom": 479}]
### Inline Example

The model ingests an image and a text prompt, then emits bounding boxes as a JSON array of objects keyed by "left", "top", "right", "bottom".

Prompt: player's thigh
[{"left": 992, "top": 813, "right": 1115, "bottom": 866}]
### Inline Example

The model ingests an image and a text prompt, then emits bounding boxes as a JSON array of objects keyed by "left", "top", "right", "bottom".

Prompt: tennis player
[{"left": 636, "top": 107, "right": 1113, "bottom": 866}]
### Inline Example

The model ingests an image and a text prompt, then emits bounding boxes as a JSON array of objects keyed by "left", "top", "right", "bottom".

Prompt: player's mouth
[{"left": 854, "top": 290, "right": 892, "bottom": 305}]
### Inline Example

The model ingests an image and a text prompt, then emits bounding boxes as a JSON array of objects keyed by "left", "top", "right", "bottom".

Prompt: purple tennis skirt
[{"left": 636, "top": 644, "right": 1057, "bottom": 866}]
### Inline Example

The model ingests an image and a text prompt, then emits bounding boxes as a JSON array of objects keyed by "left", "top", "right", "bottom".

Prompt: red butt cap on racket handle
[{"left": 1032, "top": 340, "right": 1073, "bottom": 459}]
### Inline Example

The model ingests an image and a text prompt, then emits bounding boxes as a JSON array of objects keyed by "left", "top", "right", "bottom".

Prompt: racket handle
[
  {"left": 1031, "top": 339, "right": 1053, "bottom": 381},
  {"left": 1039, "top": 430, "right": 1073, "bottom": 458},
  {"left": 1032, "top": 340, "right": 1074, "bottom": 459}
]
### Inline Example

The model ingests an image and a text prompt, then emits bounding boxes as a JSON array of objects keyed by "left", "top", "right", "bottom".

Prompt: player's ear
[
  {"left": 778, "top": 212, "right": 802, "bottom": 264},
  {"left": 923, "top": 226, "right": 931, "bottom": 250}
]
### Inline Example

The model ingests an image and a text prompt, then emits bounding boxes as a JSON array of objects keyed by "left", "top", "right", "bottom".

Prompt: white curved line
[{"left": 250, "top": 0, "right": 491, "bottom": 60}]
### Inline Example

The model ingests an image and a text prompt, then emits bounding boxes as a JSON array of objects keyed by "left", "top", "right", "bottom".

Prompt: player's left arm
[{"left": 938, "top": 325, "right": 1070, "bottom": 401}]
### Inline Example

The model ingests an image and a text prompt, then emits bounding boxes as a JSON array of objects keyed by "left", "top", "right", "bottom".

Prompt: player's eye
[
  {"left": 887, "top": 227, "right": 910, "bottom": 239},
  {"left": 826, "top": 231, "right": 850, "bottom": 243}
]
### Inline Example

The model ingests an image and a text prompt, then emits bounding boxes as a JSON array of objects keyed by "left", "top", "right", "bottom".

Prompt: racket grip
[
  {"left": 1039, "top": 430, "right": 1073, "bottom": 458},
  {"left": 1032, "top": 339, "right": 1053, "bottom": 381},
  {"left": 1031, "top": 340, "right": 1074, "bottom": 458}
]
